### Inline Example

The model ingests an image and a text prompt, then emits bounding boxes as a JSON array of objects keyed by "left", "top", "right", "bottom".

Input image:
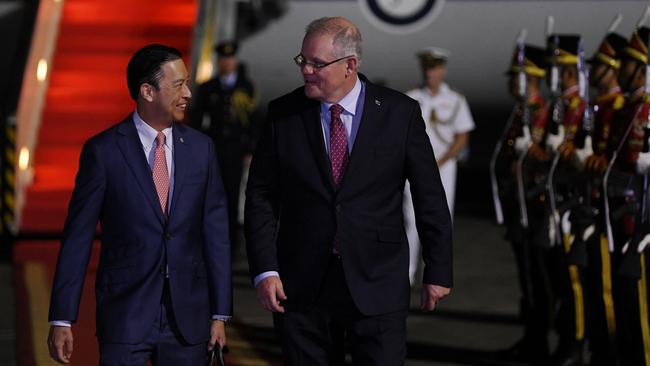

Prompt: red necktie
[
  {"left": 330, "top": 104, "right": 349, "bottom": 186},
  {"left": 152, "top": 132, "right": 169, "bottom": 216}
]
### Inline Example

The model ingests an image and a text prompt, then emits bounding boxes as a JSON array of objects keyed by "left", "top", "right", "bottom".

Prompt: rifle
[
  {"left": 489, "top": 29, "right": 530, "bottom": 227},
  {"left": 545, "top": 25, "right": 564, "bottom": 246},
  {"left": 514, "top": 29, "right": 531, "bottom": 229},
  {"left": 603, "top": 106, "right": 643, "bottom": 253},
  {"left": 567, "top": 39, "right": 594, "bottom": 266},
  {"left": 512, "top": 29, "right": 536, "bottom": 311},
  {"left": 489, "top": 106, "right": 518, "bottom": 224}
]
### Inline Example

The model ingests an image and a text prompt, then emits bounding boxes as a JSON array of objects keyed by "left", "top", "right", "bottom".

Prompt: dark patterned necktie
[{"left": 329, "top": 104, "right": 349, "bottom": 186}]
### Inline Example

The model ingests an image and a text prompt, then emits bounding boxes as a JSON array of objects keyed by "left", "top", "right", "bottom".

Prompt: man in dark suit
[
  {"left": 191, "top": 41, "right": 259, "bottom": 257},
  {"left": 245, "top": 17, "right": 452, "bottom": 365},
  {"left": 47, "top": 44, "right": 231, "bottom": 365}
]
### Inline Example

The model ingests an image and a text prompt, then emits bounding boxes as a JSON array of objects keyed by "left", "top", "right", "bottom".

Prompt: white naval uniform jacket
[{"left": 405, "top": 82, "right": 475, "bottom": 210}]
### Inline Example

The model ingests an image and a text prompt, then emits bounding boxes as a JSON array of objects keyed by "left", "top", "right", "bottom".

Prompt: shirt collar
[
  {"left": 133, "top": 110, "right": 173, "bottom": 149},
  {"left": 322, "top": 76, "right": 362, "bottom": 116}
]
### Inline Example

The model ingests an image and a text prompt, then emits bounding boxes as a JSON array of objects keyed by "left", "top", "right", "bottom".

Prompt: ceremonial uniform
[
  {"left": 582, "top": 31, "right": 627, "bottom": 365},
  {"left": 493, "top": 44, "right": 555, "bottom": 363},
  {"left": 606, "top": 28, "right": 650, "bottom": 363},
  {"left": 403, "top": 48, "right": 475, "bottom": 283},
  {"left": 405, "top": 83, "right": 474, "bottom": 213},
  {"left": 543, "top": 34, "right": 589, "bottom": 365}
]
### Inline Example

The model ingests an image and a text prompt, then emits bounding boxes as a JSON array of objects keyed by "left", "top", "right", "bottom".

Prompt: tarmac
[
  {"left": 221, "top": 214, "right": 526, "bottom": 366},
  {"left": 0, "top": 213, "right": 534, "bottom": 365}
]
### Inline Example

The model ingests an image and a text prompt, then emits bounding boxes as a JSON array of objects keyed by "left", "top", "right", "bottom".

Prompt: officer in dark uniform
[
  {"left": 607, "top": 26, "right": 650, "bottom": 366},
  {"left": 497, "top": 43, "right": 554, "bottom": 364},
  {"left": 582, "top": 30, "right": 627, "bottom": 366},
  {"left": 191, "top": 41, "right": 259, "bottom": 256},
  {"left": 544, "top": 34, "right": 588, "bottom": 366}
]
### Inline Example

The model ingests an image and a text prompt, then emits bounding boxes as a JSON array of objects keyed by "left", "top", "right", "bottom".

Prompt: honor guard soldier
[
  {"left": 191, "top": 41, "right": 259, "bottom": 256},
  {"left": 583, "top": 28, "right": 627, "bottom": 366},
  {"left": 544, "top": 33, "right": 589, "bottom": 366},
  {"left": 403, "top": 47, "right": 475, "bottom": 283},
  {"left": 606, "top": 25, "right": 650, "bottom": 366},
  {"left": 496, "top": 42, "right": 554, "bottom": 364}
]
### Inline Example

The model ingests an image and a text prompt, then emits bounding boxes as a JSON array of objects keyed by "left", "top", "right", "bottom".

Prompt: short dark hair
[{"left": 126, "top": 44, "right": 182, "bottom": 101}]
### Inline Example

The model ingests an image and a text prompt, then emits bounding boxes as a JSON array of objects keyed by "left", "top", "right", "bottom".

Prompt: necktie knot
[
  {"left": 156, "top": 132, "right": 166, "bottom": 148},
  {"left": 330, "top": 104, "right": 344, "bottom": 120}
]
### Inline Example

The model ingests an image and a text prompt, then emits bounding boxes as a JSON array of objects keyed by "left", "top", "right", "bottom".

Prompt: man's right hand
[
  {"left": 48, "top": 326, "right": 73, "bottom": 364},
  {"left": 255, "top": 276, "right": 287, "bottom": 313}
]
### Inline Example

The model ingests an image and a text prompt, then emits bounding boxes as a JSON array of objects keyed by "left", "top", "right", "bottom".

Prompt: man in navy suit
[
  {"left": 245, "top": 17, "right": 452, "bottom": 365},
  {"left": 47, "top": 44, "right": 232, "bottom": 365}
]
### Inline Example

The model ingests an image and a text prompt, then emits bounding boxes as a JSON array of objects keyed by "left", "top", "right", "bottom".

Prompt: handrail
[{"left": 14, "top": 0, "right": 65, "bottom": 229}]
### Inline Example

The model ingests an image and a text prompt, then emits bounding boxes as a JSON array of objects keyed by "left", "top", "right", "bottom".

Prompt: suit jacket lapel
[
  {"left": 169, "top": 123, "right": 188, "bottom": 217},
  {"left": 301, "top": 98, "right": 336, "bottom": 191},
  {"left": 340, "top": 80, "right": 382, "bottom": 189},
  {"left": 116, "top": 116, "right": 165, "bottom": 225}
]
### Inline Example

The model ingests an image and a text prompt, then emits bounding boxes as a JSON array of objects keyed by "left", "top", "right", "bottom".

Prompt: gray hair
[{"left": 305, "top": 17, "right": 363, "bottom": 64}]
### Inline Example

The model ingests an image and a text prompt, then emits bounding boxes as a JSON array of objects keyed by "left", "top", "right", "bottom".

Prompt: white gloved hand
[
  {"left": 575, "top": 136, "right": 593, "bottom": 169},
  {"left": 548, "top": 211, "right": 561, "bottom": 246},
  {"left": 582, "top": 224, "right": 595, "bottom": 242},
  {"left": 638, "top": 234, "right": 650, "bottom": 253},
  {"left": 514, "top": 134, "right": 532, "bottom": 155},
  {"left": 561, "top": 210, "right": 572, "bottom": 245},
  {"left": 546, "top": 125, "right": 565, "bottom": 152},
  {"left": 636, "top": 151, "right": 650, "bottom": 174}
]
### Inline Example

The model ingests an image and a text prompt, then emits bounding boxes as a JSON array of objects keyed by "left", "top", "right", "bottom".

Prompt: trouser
[
  {"left": 217, "top": 151, "right": 244, "bottom": 253},
  {"left": 612, "top": 251, "right": 650, "bottom": 366},
  {"left": 404, "top": 161, "right": 454, "bottom": 283},
  {"left": 544, "top": 171, "right": 587, "bottom": 360},
  {"left": 273, "top": 255, "right": 408, "bottom": 366},
  {"left": 608, "top": 171, "right": 650, "bottom": 365},
  {"left": 583, "top": 231, "right": 618, "bottom": 365},
  {"left": 514, "top": 238, "right": 555, "bottom": 360},
  {"left": 549, "top": 223, "right": 587, "bottom": 360},
  {"left": 611, "top": 213, "right": 650, "bottom": 365},
  {"left": 99, "top": 282, "right": 206, "bottom": 366}
]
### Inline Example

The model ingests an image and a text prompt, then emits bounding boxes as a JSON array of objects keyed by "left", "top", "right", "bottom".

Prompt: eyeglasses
[{"left": 293, "top": 54, "right": 354, "bottom": 70}]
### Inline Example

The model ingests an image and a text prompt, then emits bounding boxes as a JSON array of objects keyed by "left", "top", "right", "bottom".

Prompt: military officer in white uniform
[{"left": 404, "top": 47, "right": 475, "bottom": 283}]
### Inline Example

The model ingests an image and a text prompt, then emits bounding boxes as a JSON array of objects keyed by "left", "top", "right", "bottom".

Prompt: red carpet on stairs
[{"left": 20, "top": 0, "right": 197, "bottom": 233}]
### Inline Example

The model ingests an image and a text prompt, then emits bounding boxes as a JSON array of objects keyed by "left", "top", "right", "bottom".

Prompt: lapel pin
[
  {"left": 375, "top": 99, "right": 381, "bottom": 106},
  {"left": 179, "top": 137, "right": 185, "bottom": 144}
]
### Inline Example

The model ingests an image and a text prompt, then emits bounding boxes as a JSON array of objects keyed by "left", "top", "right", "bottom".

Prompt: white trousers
[{"left": 404, "top": 161, "right": 455, "bottom": 284}]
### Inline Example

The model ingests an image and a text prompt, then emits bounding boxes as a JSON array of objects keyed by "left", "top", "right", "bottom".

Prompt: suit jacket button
[
  {"left": 335, "top": 204, "right": 341, "bottom": 213},
  {"left": 165, "top": 233, "right": 172, "bottom": 240}
]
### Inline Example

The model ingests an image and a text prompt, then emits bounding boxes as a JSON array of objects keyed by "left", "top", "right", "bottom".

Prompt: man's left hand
[
  {"left": 420, "top": 284, "right": 451, "bottom": 312},
  {"left": 208, "top": 320, "right": 226, "bottom": 351}
]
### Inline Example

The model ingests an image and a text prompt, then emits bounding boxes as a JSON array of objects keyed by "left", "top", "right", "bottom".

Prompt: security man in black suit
[{"left": 192, "top": 41, "right": 258, "bottom": 255}]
